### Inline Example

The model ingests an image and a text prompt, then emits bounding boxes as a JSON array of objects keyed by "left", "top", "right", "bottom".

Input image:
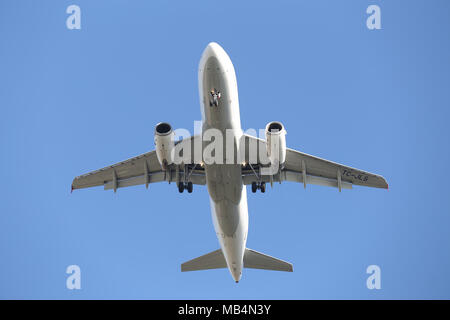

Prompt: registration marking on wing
[{"left": 342, "top": 169, "right": 369, "bottom": 182}]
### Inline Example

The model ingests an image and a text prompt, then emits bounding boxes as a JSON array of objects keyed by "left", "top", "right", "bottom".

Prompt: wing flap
[{"left": 242, "top": 170, "right": 352, "bottom": 189}]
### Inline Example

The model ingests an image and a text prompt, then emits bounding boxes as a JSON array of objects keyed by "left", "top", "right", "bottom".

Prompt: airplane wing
[
  {"left": 241, "top": 134, "right": 388, "bottom": 190},
  {"left": 71, "top": 136, "right": 205, "bottom": 192}
]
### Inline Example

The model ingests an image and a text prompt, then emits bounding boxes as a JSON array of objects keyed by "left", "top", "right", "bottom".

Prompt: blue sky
[{"left": 1, "top": 0, "right": 450, "bottom": 299}]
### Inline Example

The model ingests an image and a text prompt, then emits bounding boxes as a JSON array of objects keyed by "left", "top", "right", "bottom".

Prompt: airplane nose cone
[
  {"left": 202, "top": 42, "right": 224, "bottom": 59},
  {"left": 199, "top": 42, "right": 235, "bottom": 76},
  {"left": 206, "top": 42, "right": 222, "bottom": 51}
]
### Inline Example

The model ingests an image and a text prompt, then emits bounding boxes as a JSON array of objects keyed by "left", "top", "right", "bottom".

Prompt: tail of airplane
[
  {"left": 181, "top": 249, "right": 227, "bottom": 272},
  {"left": 243, "top": 248, "right": 293, "bottom": 272},
  {"left": 181, "top": 248, "right": 293, "bottom": 272}
]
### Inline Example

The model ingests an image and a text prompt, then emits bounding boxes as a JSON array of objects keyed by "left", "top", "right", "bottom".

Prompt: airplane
[{"left": 71, "top": 42, "right": 388, "bottom": 283}]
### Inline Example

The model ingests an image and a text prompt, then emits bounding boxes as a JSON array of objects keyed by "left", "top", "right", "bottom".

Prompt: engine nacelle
[
  {"left": 154, "top": 122, "right": 175, "bottom": 170},
  {"left": 265, "top": 121, "right": 287, "bottom": 166}
]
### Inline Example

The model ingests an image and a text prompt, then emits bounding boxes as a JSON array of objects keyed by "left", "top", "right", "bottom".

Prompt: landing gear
[
  {"left": 178, "top": 164, "right": 197, "bottom": 194},
  {"left": 251, "top": 181, "right": 266, "bottom": 193},
  {"left": 178, "top": 182, "right": 194, "bottom": 194},
  {"left": 248, "top": 163, "right": 266, "bottom": 194}
]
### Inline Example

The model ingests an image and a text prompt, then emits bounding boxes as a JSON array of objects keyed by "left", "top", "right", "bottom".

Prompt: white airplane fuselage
[
  {"left": 71, "top": 42, "right": 387, "bottom": 282},
  {"left": 198, "top": 43, "right": 248, "bottom": 282}
]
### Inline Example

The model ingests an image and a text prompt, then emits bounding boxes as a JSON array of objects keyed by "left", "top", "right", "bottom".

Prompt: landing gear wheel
[
  {"left": 251, "top": 182, "right": 257, "bottom": 193},
  {"left": 260, "top": 182, "right": 266, "bottom": 193},
  {"left": 178, "top": 183, "right": 184, "bottom": 193},
  {"left": 187, "top": 182, "right": 193, "bottom": 193}
]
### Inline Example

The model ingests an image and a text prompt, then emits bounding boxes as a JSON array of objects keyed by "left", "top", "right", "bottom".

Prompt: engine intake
[
  {"left": 154, "top": 122, "right": 175, "bottom": 170},
  {"left": 265, "top": 121, "right": 287, "bottom": 166}
]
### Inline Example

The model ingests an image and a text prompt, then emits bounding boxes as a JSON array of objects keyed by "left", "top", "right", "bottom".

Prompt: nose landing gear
[{"left": 209, "top": 88, "right": 221, "bottom": 107}]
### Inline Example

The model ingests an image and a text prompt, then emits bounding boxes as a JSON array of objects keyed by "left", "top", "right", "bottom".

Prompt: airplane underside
[{"left": 72, "top": 42, "right": 388, "bottom": 282}]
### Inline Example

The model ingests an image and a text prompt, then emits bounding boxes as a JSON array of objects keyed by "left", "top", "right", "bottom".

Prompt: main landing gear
[
  {"left": 251, "top": 181, "right": 266, "bottom": 193},
  {"left": 178, "top": 164, "right": 197, "bottom": 194},
  {"left": 178, "top": 182, "right": 193, "bottom": 193}
]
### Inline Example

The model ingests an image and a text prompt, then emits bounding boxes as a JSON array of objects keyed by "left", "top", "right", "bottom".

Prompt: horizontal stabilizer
[
  {"left": 244, "top": 248, "right": 293, "bottom": 272},
  {"left": 181, "top": 249, "right": 227, "bottom": 272}
]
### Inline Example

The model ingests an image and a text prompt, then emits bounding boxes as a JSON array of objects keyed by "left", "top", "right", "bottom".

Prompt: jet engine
[
  {"left": 265, "top": 121, "right": 286, "bottom": 166},
  {"left": 154, "top": 122, "right": 175, "bottom": 170}
]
